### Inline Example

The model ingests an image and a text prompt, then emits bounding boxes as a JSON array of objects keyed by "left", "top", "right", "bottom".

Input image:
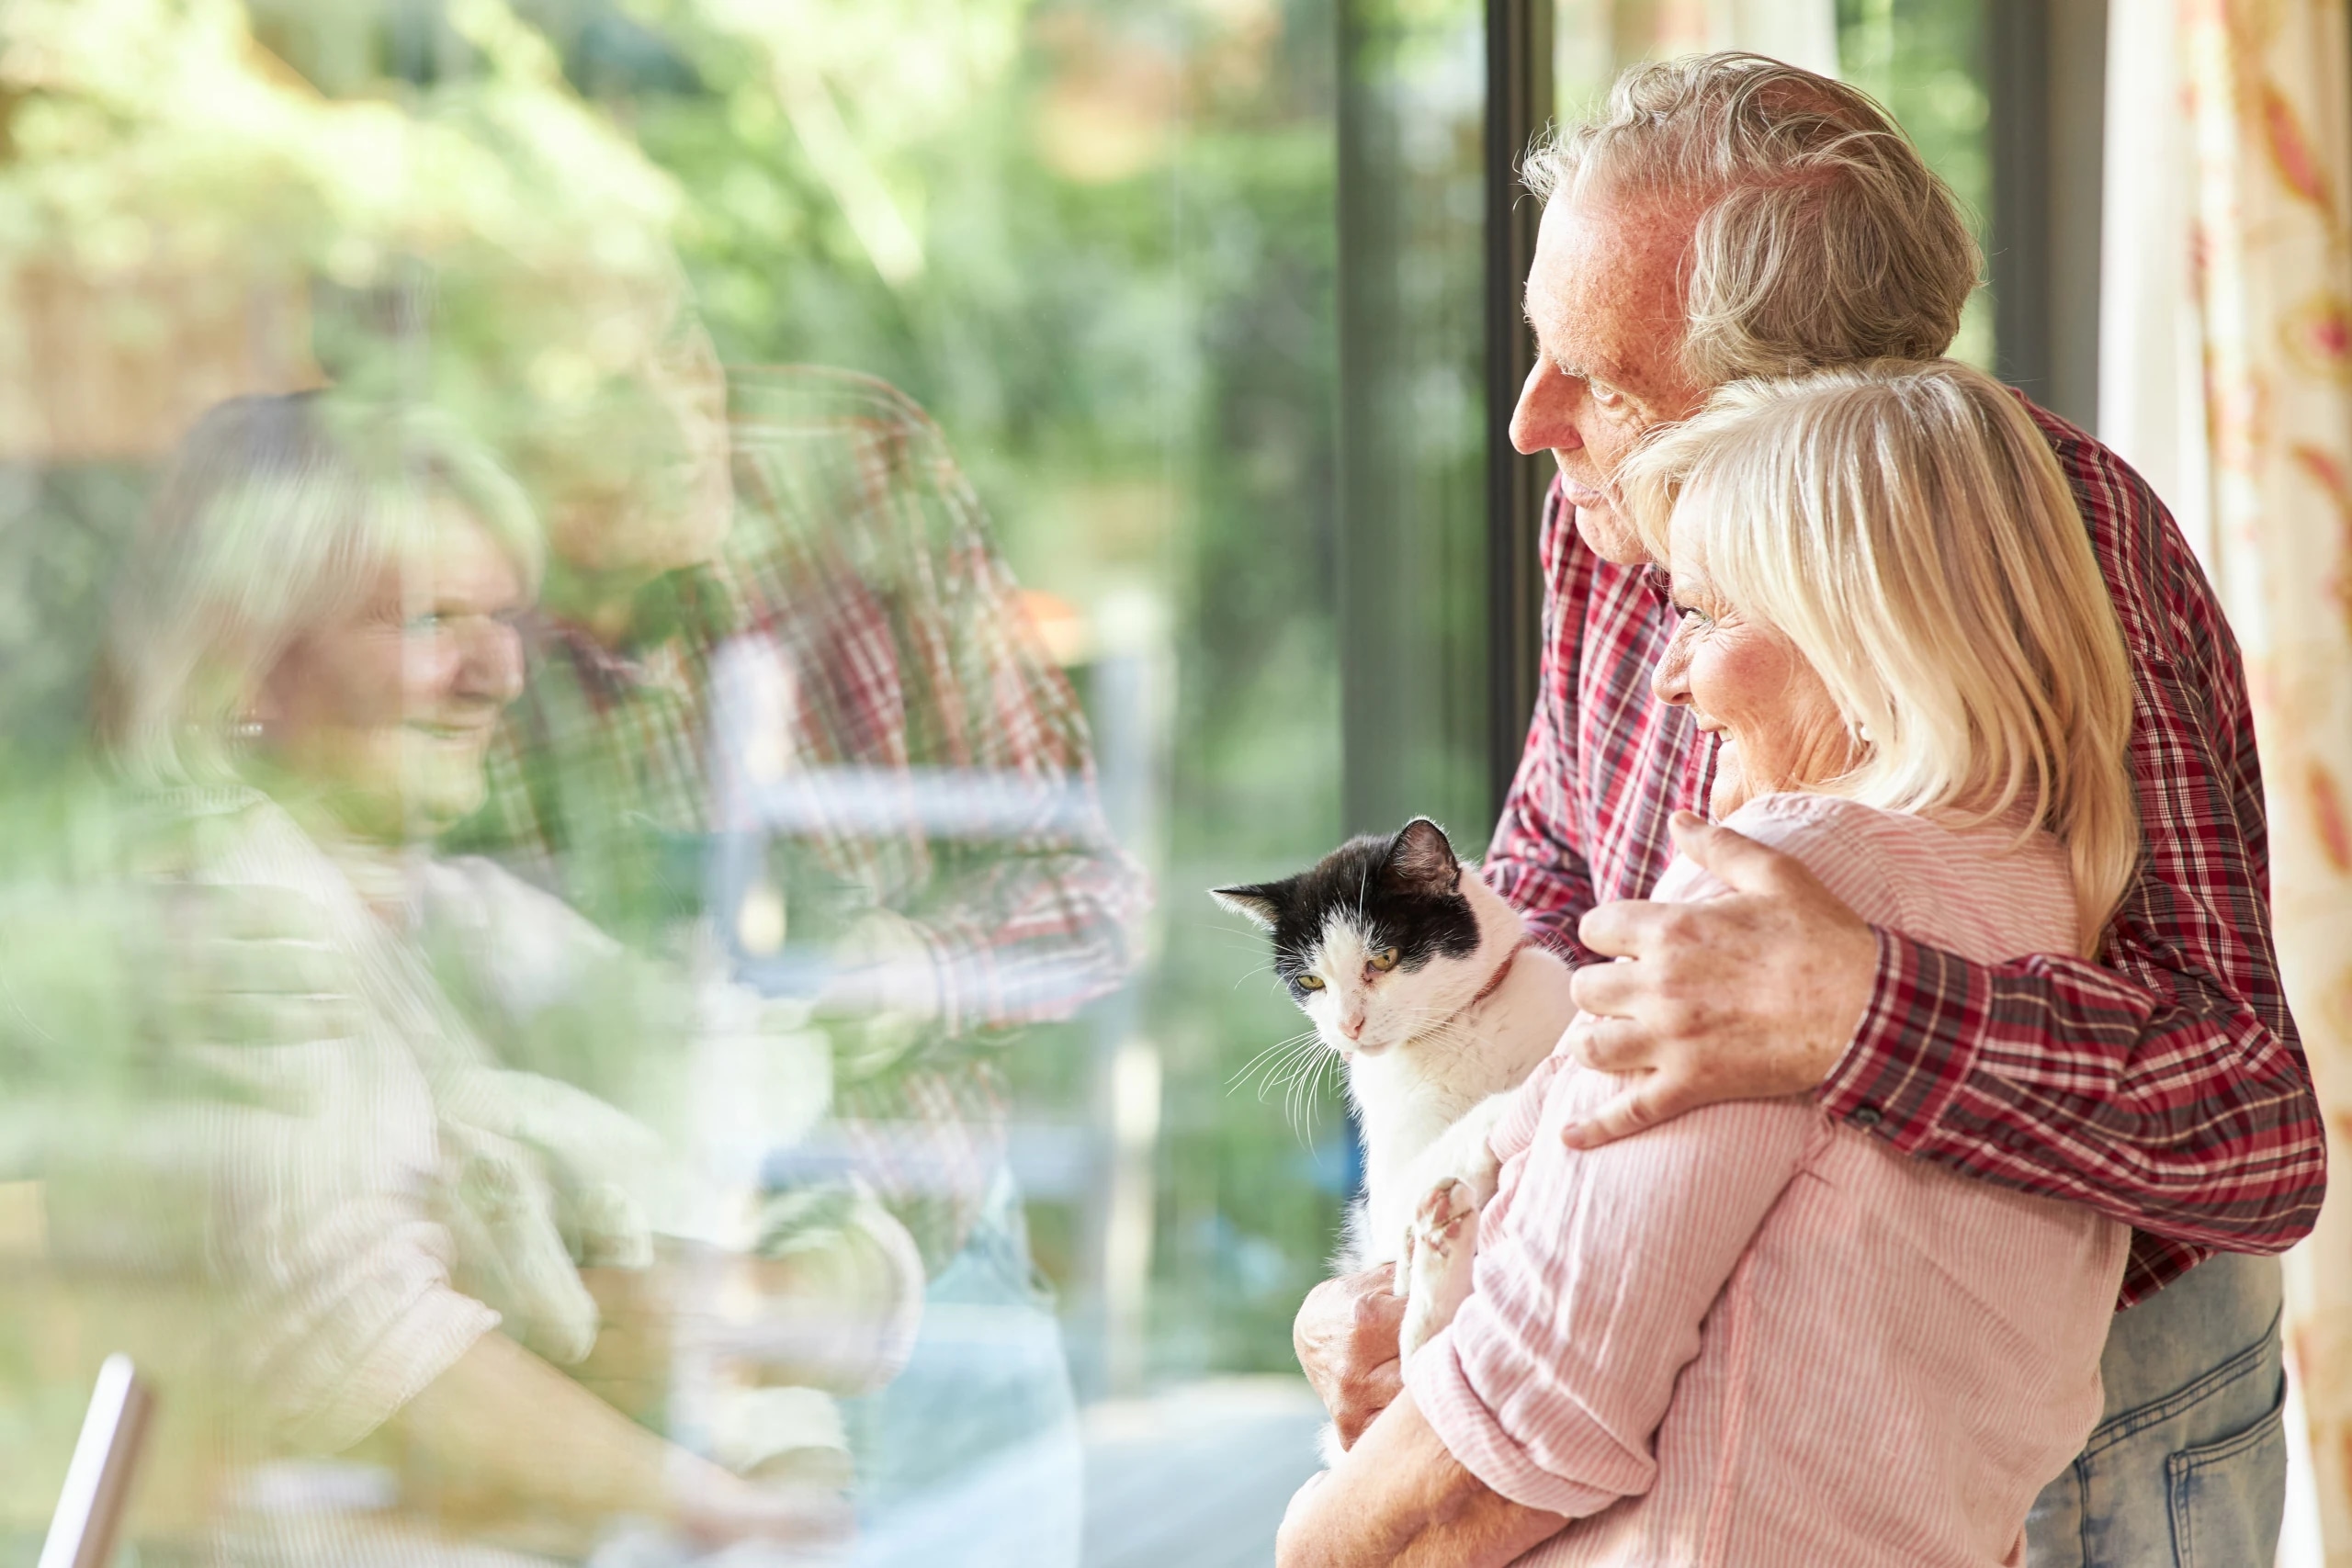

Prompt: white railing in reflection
[
  {"left": 705, "top": 634, "right": 1104, "bottom": 840},
  {"left": 760, "top": 1120, "right": 1099, "bottom": 1200},
  {"left": 699, "top": 625, "right": 1172, "bottom": 1399},
  {"left": 718, "top": 764, "right": 1105, "bottom": 841},
  {"left": 701, "top": 633, "right": 1119, "bottom": 1012}
]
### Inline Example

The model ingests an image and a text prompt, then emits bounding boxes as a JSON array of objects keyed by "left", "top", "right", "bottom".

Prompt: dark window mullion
[{"left": 1485, "top": 0, "right": 1553, "bottom": 821}]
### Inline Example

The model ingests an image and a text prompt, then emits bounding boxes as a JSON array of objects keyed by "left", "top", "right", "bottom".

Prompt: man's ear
[
  {"left": 1211, "top": 884, "right": 1285, "bottom": 929},
  {"left": 1385, "top": 818, "right": 1460, "bottom": 893}
]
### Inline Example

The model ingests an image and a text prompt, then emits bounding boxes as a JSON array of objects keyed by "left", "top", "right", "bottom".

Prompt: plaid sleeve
[
  {"left": 911, "top": 844, "right": 1145, "bottom": 1038},
  {"left": 882, "top": 530, "right": 1149, "bottom": 1036},
  {"left": 1485, "top": 481, "right": 1601, "bottom": 964},
  {"left": 1817, "top": 411, "right": 2325, "bottom": 1304},
  {"left": 726, "top": 367, "right": 1153, "bottom": 1036},
  {"left": 1820, "top": 931, "right": 2321, "bottom": 1303}
]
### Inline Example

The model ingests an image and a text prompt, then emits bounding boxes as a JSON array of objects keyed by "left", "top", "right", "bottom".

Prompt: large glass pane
[
  {"left": 0, "top": 0, "right": 1393, "bottom": 1562},
  {"left": 1337, "top": 0, "right": 1490, "bottom": 844},
  {"left": 0, "top": 3, "right": 2018, "bottom": 1562}
]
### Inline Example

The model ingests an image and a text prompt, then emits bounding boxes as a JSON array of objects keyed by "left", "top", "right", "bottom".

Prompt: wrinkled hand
[
  {"left": 1561, "top": 811, "right": 1878, "bottom": 1151},
  {"left": 819, "top": 908, "right": 942, "bottom": 1082},
  {"left": 158, "top": 883, "right": 364, "bottom": 1051},
  {"left": 119, "top": 883, "right": 367, "bottom": 1112},
  {"left": 673, "top": 1465, "right": 854, "bottom": 1553},
  {"left": 1294, "top": 1266, "right": 1404, "bottom": 1449}
]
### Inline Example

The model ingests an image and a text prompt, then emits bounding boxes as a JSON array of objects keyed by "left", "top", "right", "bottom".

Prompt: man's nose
[
  {"left": 458, "top": 622, "right": 526, "bottom": 705},
  {"left": 1510, "top": 358, "right": 1580, "bottom": 457}
]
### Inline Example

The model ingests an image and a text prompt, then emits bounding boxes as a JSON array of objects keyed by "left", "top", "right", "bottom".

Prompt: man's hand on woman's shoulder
[
  {"left": 1294, "top": 1266, "right": 1406, "bottom": 1447},
  {"left": 1561, "top": 810, "right": 1878, "bottom": 1150}
]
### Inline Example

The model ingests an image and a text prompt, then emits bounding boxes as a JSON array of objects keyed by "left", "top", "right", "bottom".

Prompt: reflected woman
[{"left": 81, "top": 392, "right": 898, "bottom": 1562}]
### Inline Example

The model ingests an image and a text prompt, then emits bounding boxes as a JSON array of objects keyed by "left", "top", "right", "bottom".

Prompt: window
[{"left": 0, "top": 3, "right": 2016, "bottom": 1562}]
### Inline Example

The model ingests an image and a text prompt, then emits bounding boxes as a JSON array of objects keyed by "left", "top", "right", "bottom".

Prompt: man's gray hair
[{"left": 1524, "top": 52, "right": 1981, "bottom": 385}]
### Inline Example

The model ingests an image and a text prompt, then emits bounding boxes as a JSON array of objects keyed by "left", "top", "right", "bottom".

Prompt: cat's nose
[{"left": 1342, "top": 1015, "right": 1365, "bottom": 1040}]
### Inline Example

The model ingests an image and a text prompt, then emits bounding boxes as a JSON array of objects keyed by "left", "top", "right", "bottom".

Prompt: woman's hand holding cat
[
  {"left": 1294, "top": 1266, "right": 1406, "bottom": 1448},
  {"left": 1561, "top": 811, "right": 1877, "bottom": 1151}
]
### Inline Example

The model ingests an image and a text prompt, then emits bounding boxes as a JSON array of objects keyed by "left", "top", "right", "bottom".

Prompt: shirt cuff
[
  {"left": 1814, "top": 927, "right": 1987, "bottom": 1153},
  {"left": 284, "top": 1286, "right": 502, "bottom": 1454},
  {"left": 1403, "top": 1327, "right": 1617, "bottom": 1520}
]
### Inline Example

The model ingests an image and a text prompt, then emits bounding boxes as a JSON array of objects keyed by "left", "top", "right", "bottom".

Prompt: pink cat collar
[{"left": 1469, "top": 937, "right": 1532, "bottom": 1008}]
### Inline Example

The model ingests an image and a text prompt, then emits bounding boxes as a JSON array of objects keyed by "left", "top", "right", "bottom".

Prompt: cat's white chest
[
  {"left": 1343, "top": 944, "right": 1576, "bottom": 1264},
  {"left": 1348, "top": 1052, "right": 1479, "bottom": 1174}
]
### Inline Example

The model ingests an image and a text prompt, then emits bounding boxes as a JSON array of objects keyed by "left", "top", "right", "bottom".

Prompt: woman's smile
[
  {"left": 259, "top": 498, "right": 528, "bottom": 843},
  {"left": 1648, "top": 510, "right": 1853, "bottom": 819}
]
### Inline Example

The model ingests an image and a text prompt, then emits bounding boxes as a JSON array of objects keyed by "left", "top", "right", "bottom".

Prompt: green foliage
[
  {"left": 1838, "top": 0, "right": 1995, "bottom": 367},
  {"left": 0, "top": 0, "right": 1357, "bottom": 1381},
  {"left": 611, "top": 0, "right": 1355, "bottom": 1377}
]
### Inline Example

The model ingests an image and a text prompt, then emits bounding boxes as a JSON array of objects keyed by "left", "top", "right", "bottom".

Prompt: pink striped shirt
[{"left": 1408, "top": 794, "right": 2130, "bottom": 1567}]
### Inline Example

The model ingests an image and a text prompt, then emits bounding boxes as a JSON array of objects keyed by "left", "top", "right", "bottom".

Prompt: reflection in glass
[{"left": 0, "top": 2, "right": 2007, "bottom": 1562}]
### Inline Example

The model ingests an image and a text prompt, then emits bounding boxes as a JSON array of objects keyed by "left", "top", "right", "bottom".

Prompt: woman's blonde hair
[
  {"left": 1619, "top": 360, "right": 2140, "bottom": 953},
  {"left": 95, "top": 391, "right": 541, "bottom": 786}
]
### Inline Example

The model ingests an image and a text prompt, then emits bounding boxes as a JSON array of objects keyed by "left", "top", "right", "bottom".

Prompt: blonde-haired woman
[
  {"left": 1279, "top": 359, "right": 2141, "bottom": 1568},
  {"left": 64, "top": 392, "right": 899, "bottom": 1562}
]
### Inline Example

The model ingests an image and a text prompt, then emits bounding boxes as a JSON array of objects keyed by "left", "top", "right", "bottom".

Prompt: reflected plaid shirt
[
  {"left": 467, "top": 367, "right": 1148, "bottom": 1264},
  {"left": 1484, "top": 400, "right": 2324, "bottom": 1306}
]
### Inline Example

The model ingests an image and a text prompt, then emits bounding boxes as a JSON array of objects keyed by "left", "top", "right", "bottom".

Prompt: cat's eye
[
  {"left": 1370, "top": 947, "right": 1400, "bottom": 972},
  {"left": 1296, "top": 973, "right": 1326, "bottom": 991}
]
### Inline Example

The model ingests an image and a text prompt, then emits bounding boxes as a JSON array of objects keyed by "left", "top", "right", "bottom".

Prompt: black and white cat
[{"left": 1215, "top": 818, "right": 1577, "bottom": 1368}]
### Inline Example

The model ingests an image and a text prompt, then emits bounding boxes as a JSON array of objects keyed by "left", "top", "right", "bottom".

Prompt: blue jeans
[
  {"left": 2027, "top": 1251, "right": 2288, "bottom": 1568},
  {"left": 840, "top": 1170, "right": 1082, "bottom": 1568}
]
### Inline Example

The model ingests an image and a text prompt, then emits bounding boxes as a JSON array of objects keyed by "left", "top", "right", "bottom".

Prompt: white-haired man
[{"left": 1287, "top": 54, "right": 2318, "bottom": 1568}]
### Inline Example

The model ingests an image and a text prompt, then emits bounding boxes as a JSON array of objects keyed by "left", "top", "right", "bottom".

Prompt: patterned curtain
[{"left": 2104, "top": 1, "right": 2352, "bottom": 1559}]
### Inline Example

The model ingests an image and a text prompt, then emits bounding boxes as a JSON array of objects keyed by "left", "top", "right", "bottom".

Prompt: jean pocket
[{"left": 2165, "top": 1371, "right": 2288, "bottom": 1568}]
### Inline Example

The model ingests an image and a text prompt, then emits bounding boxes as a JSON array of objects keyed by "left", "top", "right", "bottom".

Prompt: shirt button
[{"left": 1853, "top": 1105, "right": 1883, "bottom": 1129}]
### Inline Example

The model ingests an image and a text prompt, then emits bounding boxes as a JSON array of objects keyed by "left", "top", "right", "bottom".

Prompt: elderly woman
[
  {"left": 76, "top": 392, "right": 918, "bottom": 1560},
  {"left": 1277, "top": 360, "right": 2142, "bottom": 1567}
]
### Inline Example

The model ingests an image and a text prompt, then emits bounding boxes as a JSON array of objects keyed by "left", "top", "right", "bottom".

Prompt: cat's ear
[
  {"left": 1385, "top": 818, "right": 1459, "bottom": 893},
  {"left": 1211, "top": 884, "right": 1285, "bottom": 929}
]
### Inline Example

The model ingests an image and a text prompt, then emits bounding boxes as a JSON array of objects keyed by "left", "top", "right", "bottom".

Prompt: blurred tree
[{"left": 0, "top": 0, "right": 1357, "bottom": 1383}]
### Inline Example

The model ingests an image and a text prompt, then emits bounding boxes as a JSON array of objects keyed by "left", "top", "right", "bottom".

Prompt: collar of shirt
[{"left": 526, "top": 614, "right": 677, "bottom": 713}]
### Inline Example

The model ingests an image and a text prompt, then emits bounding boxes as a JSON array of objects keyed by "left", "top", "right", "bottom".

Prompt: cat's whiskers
[
  {"left": 1228, "top": 959, "right": 1278, "bottom": 992},
  {"left": 1279, "top": 1042, "right": 1340, "bottom": 1142},
  {"left": 1241, "top": 1028, "right": 1320, "bottom": 1077},
  {"left": 1267, "top": 1039, "right": 1333, "bottom": 1118},
  {"left": 1228, "top": 1028, "right": 1323, "bottom": 1094}
]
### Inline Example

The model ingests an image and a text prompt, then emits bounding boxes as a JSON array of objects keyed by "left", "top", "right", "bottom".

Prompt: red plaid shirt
[{"left": 1485, "top": 400, "right": 2323, "bottom": 1307}]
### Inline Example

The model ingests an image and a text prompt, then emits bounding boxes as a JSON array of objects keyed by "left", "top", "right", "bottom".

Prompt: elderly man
[
  {"left": 450, "top": 322, "right": 1145, "bottom": 1566},
  {"left": 1284, "top": 53, "right": 2319, "bottom": 1568}
]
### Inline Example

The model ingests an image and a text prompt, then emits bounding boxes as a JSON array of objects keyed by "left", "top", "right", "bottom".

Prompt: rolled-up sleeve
[
  {"left": 1403, "top": 1079, "right": 1816, "bottom": 1519},
  {"left": 267, "top": 1197, "right": 502, "bottom": 1454}
]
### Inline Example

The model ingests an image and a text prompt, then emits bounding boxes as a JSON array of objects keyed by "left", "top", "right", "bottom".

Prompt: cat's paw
[
  {"left": 1455, "top": 1134, "right": 1503, "bottom": 1209},
  {"left": 1399, "top": 1179, "right": 1480, "bottom": 1359}
]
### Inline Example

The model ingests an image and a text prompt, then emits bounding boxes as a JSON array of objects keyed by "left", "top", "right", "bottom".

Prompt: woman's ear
[
  {"left": 1211, "top": 884, "right": 1284, "bottom": 930},
  {"left": 1385, "top": 818, "right": 1460, "bottom": 893}
]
